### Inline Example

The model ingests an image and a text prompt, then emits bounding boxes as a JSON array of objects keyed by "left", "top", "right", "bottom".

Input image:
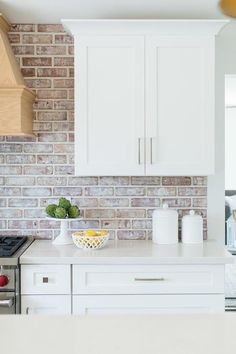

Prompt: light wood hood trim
[{"left": 0, "top": 13, "right": 35, "bottom": 136}]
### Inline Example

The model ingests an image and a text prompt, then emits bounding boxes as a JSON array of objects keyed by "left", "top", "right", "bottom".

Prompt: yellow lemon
[
  {"left": 85, "top": 230, "right": 97, "bottom": 237},
  {"left": 100, "top": 230, "right": 108, "bottom": 236}
]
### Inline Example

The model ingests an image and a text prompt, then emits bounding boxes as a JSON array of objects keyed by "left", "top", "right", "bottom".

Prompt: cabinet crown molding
[{"left": 62, "top": 19, "right": 229, "bottom": 36}]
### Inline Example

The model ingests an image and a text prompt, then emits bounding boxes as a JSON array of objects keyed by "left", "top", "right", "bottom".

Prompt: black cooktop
[{"left": 0, "top": 236, "right": 27, "bottom": 257}]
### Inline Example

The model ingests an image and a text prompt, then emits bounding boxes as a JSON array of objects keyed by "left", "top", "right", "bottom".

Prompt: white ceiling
[{"left": 0, "top": 0, "right": 229, "bottom": 24}]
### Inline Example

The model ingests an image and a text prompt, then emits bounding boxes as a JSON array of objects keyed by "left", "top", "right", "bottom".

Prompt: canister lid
[
  {"left": 153, "top": 203, "right": 178, "bottom": 217},
  {"left": 182, "top": 210, "right": 202, "bottom": 221}
]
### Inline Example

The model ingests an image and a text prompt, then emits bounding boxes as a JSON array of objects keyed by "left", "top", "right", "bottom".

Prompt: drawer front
[
  {"left": 21, "top": 295, "right": 71, "bottom": 315},
  {"left": 73, "top": 264, "right": 224, "bottom": 295},
  {"left": 21, "top": 265, "right": 71, "bottom": 295},
  {"left": 73, "top": 294, "right": 224, "bottom": 315}
]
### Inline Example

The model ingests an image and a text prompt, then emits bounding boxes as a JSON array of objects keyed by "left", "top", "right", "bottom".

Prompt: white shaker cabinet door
[
  {"left": 75, "top": 35, "right": 145, "bottom": 176},
  {"left": 73, "top": 295, "right": 224, "bottom": 315},
  {"left": 21, "top": 295, "right": 71, "bottom": 315},
  {"left": 145, "top": 36, "right": 215, "bottom": 175}
]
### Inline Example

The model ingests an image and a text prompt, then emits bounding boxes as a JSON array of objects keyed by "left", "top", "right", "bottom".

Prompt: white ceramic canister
[
  {"left": 182, "top": 210, "right": 203, "bottom": 244},
  {"left": 152, "top": 204, "right": 178, "bottom": 244}
]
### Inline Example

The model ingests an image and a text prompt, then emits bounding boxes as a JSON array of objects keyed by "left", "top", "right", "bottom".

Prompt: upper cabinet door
[
  {"left": 75, "top": 36, "right": 145, "bottom": 176},
  {"left": 145, "top": 36, "right": 215, "bottom": 175}
]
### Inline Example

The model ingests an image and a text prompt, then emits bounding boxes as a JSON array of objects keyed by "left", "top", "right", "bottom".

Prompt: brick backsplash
[{"left": 0, "top": 24, "right": 208, "bottom": 240}]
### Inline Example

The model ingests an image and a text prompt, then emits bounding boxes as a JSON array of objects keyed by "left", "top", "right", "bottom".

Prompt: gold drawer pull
[{"left": 134, "top": 277, "right": 165, "bottom": 282}]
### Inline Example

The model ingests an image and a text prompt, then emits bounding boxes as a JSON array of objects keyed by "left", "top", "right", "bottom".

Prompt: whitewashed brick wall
[{"left": 0, "top": 24, "right": 208, "bottom": 240}]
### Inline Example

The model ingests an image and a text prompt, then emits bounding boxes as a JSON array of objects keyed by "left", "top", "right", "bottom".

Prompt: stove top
[{"left": 0, "top": 236, "right": 28, "bottom": 257}]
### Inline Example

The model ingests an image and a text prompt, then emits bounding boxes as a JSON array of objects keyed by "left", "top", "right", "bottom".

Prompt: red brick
[
  {"left": 33, "top": 122, "right": 52, "bottom": 131},
  {"left": 38, "top": 133, "right": 67, "bottom": 142},
  {"left": 36, "top": 45, "right": 66, "bottom": 55},
  {"left": 22, "top": 57, "right": 52, "bottom": 66},
  {"left": 21, "top": 68, "right": 35, "bottom": 77},
  {"left": 10, "top": 24, "right": 35, "bottom": 32},
  {"left": 54, "top": 100, "right": 74, "bottom": 110},
  {"left": 116, "top": 209, "right": 146, "bottom": 218},
  {"left": 193, "top": 177, "right": 208, "bottom": 186},
  {"left": 162, "top": 198, "right": 191, "bottom": 207},
  {"left": 37, "top": 154, "right": 67, "bottom": 164},
  {"left": 55, "top": 35, "right": 73, "bottom": 44},
  {"left": 37, "top": 24, "right": 64, "bottom": 32},
  {"left": 25, "top": 79, "right": 51, "bottom": 88},
  {"left": 53, "top": 79, "right": 74, "bottom": 88},
  {"left": 85, "top": 209, "right": 115, "bottom": 218},
  {"left": 68, "top": 46, "right": 74, "bottom": 55},
  {"left": 117, "top": 230, "right": 146, "bottom": 240},
  {"left": 68, "top": 177, "right": 98, "bottom": 186},
  {"left": 99, "top": 177, "right": 129, "bottom": 185},
  {"left": 33, "top": 100, "right": 53, "bottom": 110},
  {"left": 37, "top": 68, "right": 67, "bottom": 77},
  {"left": 131, "top": 198, "right": 160, "bottom": 207},
  {"left": 115, "top": 187, "right": 145, "bottom": 196},
  {"left": 37, "top": 90, "right": 67, "bottom": 99},
  {"left": 69, "top": 68, "right": 74, "bottom": 77},
  {"left": 131, "top": 177, "right": 161, "bottom": 185},
  {"left": 8, "top": 34, "right": 20, "bottom": 43},
  {"left": 22, "top": 34, "right": 53, "bottom": 44},
  {"left": 178, "top": 187, "right": 207, "bottom": 196},
  {"left": 147, "top": 187, "right": 176, "bottom": 196},
  {"left": 102, "top": 220, "right": 131, "bottom": 229},
  {"left": 162, "top": 177, "right": 192, "bottom": 186},
  {"left": 24, "top": 166, "right": 53, "bottom": 175},
  {"left": 54, "top": 57, "right": 74, "bottom": 66},
  {"left": 192, "top": 198, "right": 207, "bottom": 207},
  {"left": 53, "top": 187, "right": 82, "bottom": 196},
  {"left": 53, "top": 122, "right": 74, "bottom": 131},
  {"left": 12, "top": 46, "right": 35, "bottom": 55},
  {"left": 37, "top": 111, "right": 67, "bottom": 121}
]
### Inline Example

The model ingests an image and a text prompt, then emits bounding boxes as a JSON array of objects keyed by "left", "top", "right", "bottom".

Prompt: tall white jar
[
  {"left": 152, "top": 204, "right": 178, "bottom": 244},
  {"left": 182, "top": 210, "right": 203, "bottom": 244}
]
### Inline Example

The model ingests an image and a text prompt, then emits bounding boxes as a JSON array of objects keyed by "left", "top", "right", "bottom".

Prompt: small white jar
[
  {"left": 152, "top": 204, "right": 178, "bottom": 244},
  {"left": 182, "top": 210, "right": 203, "bottom": 244}
]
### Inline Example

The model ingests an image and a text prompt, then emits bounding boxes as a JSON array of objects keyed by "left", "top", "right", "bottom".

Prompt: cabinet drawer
[
  {"left": 73, "top": 265, "right": 224, "bottom": 295},
  {"left": 21, "top": 265, "right": 71, "bottom": 295},
  {"left": 21, "top": 295, "right": 71, "bottom": 315},
  {"left": 73, "top": 294, "right": 224, "bottom": 315}
]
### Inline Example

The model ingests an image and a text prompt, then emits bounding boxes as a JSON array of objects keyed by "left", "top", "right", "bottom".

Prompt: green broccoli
[
  {"left": 46, "top": 204, "right": 57, "bottom": 217},
  {"left": 58, "top": 197, "right": 71, "bottom": 211},
  {"left": 54, "top": 207, "right": 67, "bottom": 219},
  {"left": 68, "top": 205, "right": 80, "bottom": 218}
]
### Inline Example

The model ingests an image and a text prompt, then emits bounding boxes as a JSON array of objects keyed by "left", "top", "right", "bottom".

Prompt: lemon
[
  {"left": 85, "top": 230, "right": 97, "bottom": 237},
  {"left": 100, "top": 230, "right": 108, "bottom": 236}
]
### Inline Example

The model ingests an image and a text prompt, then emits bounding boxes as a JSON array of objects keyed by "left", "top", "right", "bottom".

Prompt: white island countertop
[
  {"left": 20, "top": 240, "right": 233, "bottom": 265},
  {"left": 2, "top": 314, "right": 236, "bottom": 354}
]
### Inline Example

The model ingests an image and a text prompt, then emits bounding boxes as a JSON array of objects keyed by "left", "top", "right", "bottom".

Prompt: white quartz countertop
[
  {"left": 20, "top": 240, "right": 233, "bottom": 265},
  {"left": 2, "top": 314, "right": 236, "bottom": 354}
]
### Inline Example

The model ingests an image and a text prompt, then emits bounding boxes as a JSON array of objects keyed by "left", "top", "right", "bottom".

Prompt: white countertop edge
[{"left": 20, "top": 240, "right": 234, "bottom": 265}]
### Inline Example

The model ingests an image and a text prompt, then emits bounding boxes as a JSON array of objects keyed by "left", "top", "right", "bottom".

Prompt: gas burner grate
[{"left": 0, "top": 236, "right": 27, "bottom": 257}]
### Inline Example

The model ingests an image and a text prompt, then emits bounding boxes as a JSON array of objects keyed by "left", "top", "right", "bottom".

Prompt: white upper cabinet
[
  {"left": 145, "top": 36, "right": 214, "bottom": 175},
  {"left": 63, "top": 20, "right": 228, "bottom": 176},
  {"left": 75, "top": 36, "right": 145, "bottom": 175}
]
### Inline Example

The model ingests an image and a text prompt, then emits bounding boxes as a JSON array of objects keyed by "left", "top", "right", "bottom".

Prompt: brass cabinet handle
[{"left": 134, "top": 277, "right": 165, "bottom": 282}]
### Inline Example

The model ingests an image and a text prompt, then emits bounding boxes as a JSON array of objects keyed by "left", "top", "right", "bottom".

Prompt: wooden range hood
[{"left": 0, "top": 14, "right": 35, "bottom": 136}]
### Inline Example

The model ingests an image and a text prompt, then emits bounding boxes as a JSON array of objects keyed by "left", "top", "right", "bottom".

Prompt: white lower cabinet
[
  {"left": 20, "top": 263, "right": 226, "bottom": 315},
  {"left": 73, "top": 295, "right": 224, "bottom": 315},
  {"left": 21, "top": 295, "right": 71, "bottom": 315}
]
